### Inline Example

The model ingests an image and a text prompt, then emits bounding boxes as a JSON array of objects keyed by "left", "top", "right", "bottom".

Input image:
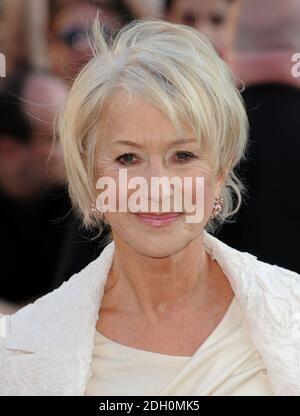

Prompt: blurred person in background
[
  {"left": 0, "top": 70, "right": 69, "bottom": 313},
  {"left": 216, "top": 0, "right": 300, "bottom": 273},
  {"left": 48, "top": 0, "right": 134, "bottom": 84},
  {"left": 164, "top": 0, "right": 240, "bottom": 63},
  {"left": 0, "top": 70, "right": 67, "bottom": 198}
]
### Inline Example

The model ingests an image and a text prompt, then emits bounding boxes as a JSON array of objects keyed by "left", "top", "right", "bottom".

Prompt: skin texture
[{"left": 95, "top": 93, "right": 234, "bottom": 356}]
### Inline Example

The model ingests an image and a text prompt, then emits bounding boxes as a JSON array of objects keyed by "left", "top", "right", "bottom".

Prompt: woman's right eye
[{"left": 116, "top": 153, "right": 138, "bottom": 165}]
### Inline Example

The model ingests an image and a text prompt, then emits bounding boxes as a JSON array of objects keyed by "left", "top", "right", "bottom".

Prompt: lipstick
[{"left": 134, "top": 212, "right": 182, "bottom": 228}]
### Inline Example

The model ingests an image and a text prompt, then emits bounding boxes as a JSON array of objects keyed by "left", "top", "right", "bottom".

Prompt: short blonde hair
[{"left": 58, "top": 19, "right": 249, "bottom": 233}]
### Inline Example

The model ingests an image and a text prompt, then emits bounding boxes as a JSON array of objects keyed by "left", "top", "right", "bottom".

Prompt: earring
[
  {"left": 210, "top": 197, "right": 224, "bottom": 219},
  {"left": 90, "top": 203, "right": 105, "bottom": 221}
]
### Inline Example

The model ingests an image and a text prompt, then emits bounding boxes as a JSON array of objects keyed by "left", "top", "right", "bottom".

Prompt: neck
[
  {"left": 106, "top": 232, "right": 214, "bottom": 319},
  {"left": 233, "top": 50, "right": 300, "bottom": 89}
]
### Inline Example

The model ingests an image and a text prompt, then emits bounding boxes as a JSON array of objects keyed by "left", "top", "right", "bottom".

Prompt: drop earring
[
  {"left": 90, "top": 203, "right": 105, "bottom": 221},
  {"left": 210, "top": 197, "right": 224, "bottom": 219}
]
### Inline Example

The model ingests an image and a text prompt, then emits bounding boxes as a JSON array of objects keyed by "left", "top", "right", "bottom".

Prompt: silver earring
[
  {"left": 210, "top": 197, "right": 224, "bottom": 219},
  {"left": 90, "top": 203, "right": 105, "bottom": 221}
]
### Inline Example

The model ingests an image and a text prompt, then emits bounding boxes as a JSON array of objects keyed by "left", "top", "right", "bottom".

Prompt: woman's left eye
[{"left": 174, "top": 151, "right": 197, "bottom": 163}]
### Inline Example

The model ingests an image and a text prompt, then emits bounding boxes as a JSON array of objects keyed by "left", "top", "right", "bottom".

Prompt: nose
[
  {"left": 141, "top": 158, "right": 172, "bottom": 206},
  {"left": 145, "top": 156, "right": 167, "bottom": 181}
]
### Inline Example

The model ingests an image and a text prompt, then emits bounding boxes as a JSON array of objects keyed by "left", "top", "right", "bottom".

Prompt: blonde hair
[{"left": 58, "top": 19, "right": 249, "bottom": 234}]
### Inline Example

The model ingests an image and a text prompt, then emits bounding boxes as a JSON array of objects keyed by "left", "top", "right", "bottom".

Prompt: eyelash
[
  {"left": 175, "top": 151, "right": 198, "bottom": 164},
  {"left": 116, "top": 153, "right": 138, "bottom": 166},
  {"left": 116, "top": 152, "right": 198, "bottom": 166}
]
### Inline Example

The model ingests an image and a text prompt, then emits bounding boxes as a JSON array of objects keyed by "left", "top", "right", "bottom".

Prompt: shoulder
[
  {"left": 0, "top": 242, "right": 115, "bottom": 395},
  {"left": 236, "top": 247, "right": 300, "bottom": 297},
  {"left": 205, "top": 230, "right": 300, "bottom": 319},
  {"left": 238, "top": 255, "right": 300, "bottom": 395},
  {"left": 0, "top": 241, "right": 115, "bottom": 354},
  {"left": 206, "top": 233, "right": 300, "bottom": 395},
  {"left": 205, "top": 230, "right": 300, "bottom": 292},
  {"left": 0, "top": 271, "right": 86, "bottom": 354}
]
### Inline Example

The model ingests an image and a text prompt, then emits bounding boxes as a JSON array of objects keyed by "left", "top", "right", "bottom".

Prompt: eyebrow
[{"left": 110, "top": 138, "right": 198, "bottom": 149}]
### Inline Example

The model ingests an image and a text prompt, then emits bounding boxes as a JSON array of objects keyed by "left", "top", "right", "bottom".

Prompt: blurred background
[{"left": 0, "top": 0, "right": 299, "bottom": 314}]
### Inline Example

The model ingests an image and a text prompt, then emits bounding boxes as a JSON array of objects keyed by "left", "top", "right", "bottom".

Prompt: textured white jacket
[{"left": 0, "top": 230, "right": 300, "bottom": 396}]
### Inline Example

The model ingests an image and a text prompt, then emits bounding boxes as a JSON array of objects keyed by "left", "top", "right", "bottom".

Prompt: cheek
[
  {"left": 190, "top": 178, "right": 214, "bottom": 220},
  {"left": 180, "top": 168, "right": 215, "bottom": 208},
  {"left": 105, "top": 211, "right": 130, "bottom": 228},
  {"left": 96, "top": 163, "right": 140, "bottom": 212}
]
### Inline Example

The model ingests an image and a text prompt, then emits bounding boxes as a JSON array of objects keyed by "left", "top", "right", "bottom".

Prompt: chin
[
  {"left": 126, "top": 231, "right": 193, "bottom": 258},
  {"left": 109, "top": 213, "right": 203, "bottom": 257},
  {"left": 132, "top": 242, "right": 184, "bottom": 258}
]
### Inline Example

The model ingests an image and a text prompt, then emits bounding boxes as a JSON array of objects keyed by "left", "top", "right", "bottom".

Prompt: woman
[{"left": 0, "top": 20, "right": 300, "bottom": 396}]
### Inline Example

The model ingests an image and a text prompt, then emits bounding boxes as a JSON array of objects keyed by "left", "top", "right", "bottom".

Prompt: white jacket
[{"left": 0, "top": 230, "right": 300, "bottom": 396}]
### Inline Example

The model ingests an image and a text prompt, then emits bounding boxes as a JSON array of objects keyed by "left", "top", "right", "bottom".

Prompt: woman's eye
[
  {"left": 174, "top": 151, "right": 197, "bottom": 163},
  {"left": 116, "top": 153, "right": 138, "bottom": 165}
]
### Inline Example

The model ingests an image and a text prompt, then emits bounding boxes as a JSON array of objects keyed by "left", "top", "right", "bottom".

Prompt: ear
[
  {"left": 214, "top": 170, "right": 226, "bottom": 198},
  {"left": 214, "top": 157, "right": 233, "bottom": 198}
]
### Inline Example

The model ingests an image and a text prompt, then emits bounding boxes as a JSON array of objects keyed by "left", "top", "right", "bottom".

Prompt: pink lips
[{"left": 134, "top": 212, "right": 182, "bottom": 228}]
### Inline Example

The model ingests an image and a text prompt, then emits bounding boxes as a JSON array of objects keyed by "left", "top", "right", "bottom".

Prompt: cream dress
[{"left": 85, "top": 296, "right": 274, "bottom": 396}]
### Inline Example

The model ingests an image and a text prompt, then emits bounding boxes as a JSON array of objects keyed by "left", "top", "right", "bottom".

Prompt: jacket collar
[{"left": 1, "top": 230, "right": 300, "bottom": 395}]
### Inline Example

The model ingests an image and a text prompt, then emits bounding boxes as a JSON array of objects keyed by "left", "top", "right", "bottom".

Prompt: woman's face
[{"left": 95, "top": 93, "right": 224, "bottom": 258}]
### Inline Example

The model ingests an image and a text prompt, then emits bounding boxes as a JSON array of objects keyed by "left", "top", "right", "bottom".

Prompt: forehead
[{"left": 100, "top": 92, "right": 193, "bottom": 145}]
